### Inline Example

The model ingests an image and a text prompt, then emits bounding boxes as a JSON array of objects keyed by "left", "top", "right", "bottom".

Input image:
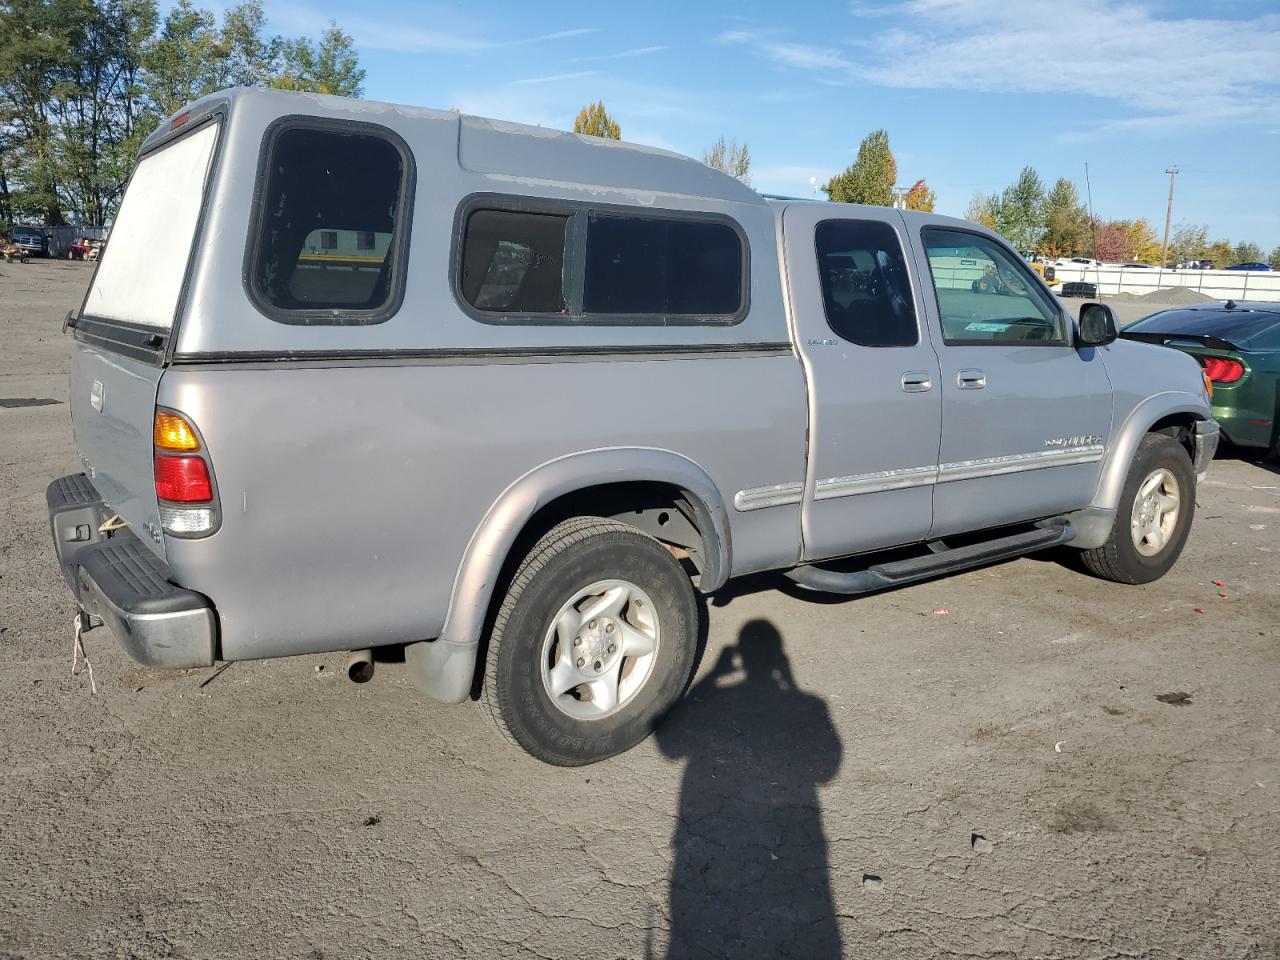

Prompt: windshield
[
  {"left": 82, "top": 120, "right": 219, "bottom": 329},
  {"left": 1125, "top": 308, "right": 1280, "bottom": 345}
]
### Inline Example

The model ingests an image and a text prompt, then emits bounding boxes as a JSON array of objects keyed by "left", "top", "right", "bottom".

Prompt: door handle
[
  {"left": 957, "top": 369, "right": 987, "bottom": 389},
  {"left": 900, "top": 371, "right": 933, "bottom": 393}
]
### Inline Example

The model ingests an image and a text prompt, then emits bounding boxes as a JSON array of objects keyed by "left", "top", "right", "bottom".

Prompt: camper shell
[{"left": 49, "top": 87, "right": 1218, "bottom": 765}]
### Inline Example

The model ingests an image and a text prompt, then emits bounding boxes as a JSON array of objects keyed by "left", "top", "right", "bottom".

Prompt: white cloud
[
  {"left": 513, "top": 70, "right": 600, "bottom": 86},
  {"left": 569, "top": 45, "right": 668, "bottom": 63},
  {"left": 269, "top": 2, "right": 598, "bottom": 55},
  {"left": 725, "top": 2, "right": 1280, "bottom": 137}
]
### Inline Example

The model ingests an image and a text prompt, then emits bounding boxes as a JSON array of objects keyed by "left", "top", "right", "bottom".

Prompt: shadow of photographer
[{"left": 656, "top": 618, "right": 844, "bottom": 958}]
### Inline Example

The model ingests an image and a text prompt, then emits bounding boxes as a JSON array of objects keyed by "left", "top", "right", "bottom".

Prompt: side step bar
[{"left": 784, "top": 518, "right": 1076, "bottom": 596}]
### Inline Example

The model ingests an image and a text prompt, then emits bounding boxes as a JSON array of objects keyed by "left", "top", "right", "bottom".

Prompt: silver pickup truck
[{"left": 47, "top": 88, "right": 1219, "bottom": 765}]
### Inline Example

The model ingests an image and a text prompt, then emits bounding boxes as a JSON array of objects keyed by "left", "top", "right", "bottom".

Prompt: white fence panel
[{"left": 1053, "top": 264, "right": 1280, "bottom": 302}]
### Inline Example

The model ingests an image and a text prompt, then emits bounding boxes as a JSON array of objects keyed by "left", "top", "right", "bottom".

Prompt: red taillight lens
[
  {"left": 154, "top": 454, "right": 213, "bottom": 502},
  {"left": 1201, "top": 357, "right": 1245, "bottom": 383}
]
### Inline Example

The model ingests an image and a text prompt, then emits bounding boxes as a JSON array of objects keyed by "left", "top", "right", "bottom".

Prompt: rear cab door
[
  {"left": 906, "top": 220, "right": 1113, "bottom": 538},
  {"left": 69, "top": 113, "right": 222, "bottom": 557},
  {"left": 782, "top": 202, "right": 942, "bottom": 561}
]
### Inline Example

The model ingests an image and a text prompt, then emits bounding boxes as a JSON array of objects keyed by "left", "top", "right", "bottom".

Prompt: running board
[{"left": 784, "top": 518, "right": 1076, "bottom": 596}]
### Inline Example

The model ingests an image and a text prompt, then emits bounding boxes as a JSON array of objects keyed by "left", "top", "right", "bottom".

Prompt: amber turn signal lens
[
  {"left": 1201, "top": 370, "right": 1213, "bottom": 400},
  {"left": 154, "top": 410, "right": 201, "bottom": 451}
]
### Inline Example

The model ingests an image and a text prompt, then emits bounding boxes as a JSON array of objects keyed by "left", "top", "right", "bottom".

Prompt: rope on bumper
[{"left": 71, "top": 615, "right": 97, "bottom": 694}]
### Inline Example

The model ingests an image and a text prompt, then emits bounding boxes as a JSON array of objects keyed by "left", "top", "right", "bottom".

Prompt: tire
[
  {"left": 1080, "top": 433, "right": 1196, "bottom": 584},
  {"left": 479, "top": 517, "right": 699, "bottom": 765}
]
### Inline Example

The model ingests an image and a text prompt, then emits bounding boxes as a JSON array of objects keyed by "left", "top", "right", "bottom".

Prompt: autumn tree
[
  {"left": 903, "top": 178, "right": 934, "bottom": 212},
  {"left": 1092, "top": 219, "right": 1130, "bottom": 263},
  {"left": 824, "top": 128, "right": 895, "bottom": 206},
  {"left": 965, "top": 192, "right": 997, "bottom": 230},
  {"left": 1122, "top": 219, "right": 1160, "bottom": 264},
  {"left": 1039, "top": 178, "right": 1089, "bottom": 257},
  {"left": 703, "top": 136, "right": 750, "bottom": 185},
  {"left": 994, "top": 166, "right": 1045, "bottom": 252},
  {"left": 574, "top": 100, "right": 620, "bottom": 139},
  {"left": 1202, "top": 239, "right": 1234, "bottom": 269}
]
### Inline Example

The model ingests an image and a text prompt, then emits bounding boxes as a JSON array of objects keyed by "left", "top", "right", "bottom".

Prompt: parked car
[
  {"left": 67, "top": 237, "right": 104, "bottom": 260},
  {"left": 10, "top": 224, "right": 49, "bottom": 257},
  {"left": 48, "top": 88, "right": 1219, "bottom": 765},
  {"left": 1121, "top": 262, "right": 1154, "bottom": 269},
  {"left": 1056, "top": 257, "right": 1098, "bottom": 267},
  {"left": 1224, "top": 262, "right": 1272, "bottom": 272},
  {"left": 1122, "top": 301, "right": 1280, "bottom": 457}
]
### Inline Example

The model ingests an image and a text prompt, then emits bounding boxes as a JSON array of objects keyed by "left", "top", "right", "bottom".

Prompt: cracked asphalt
[{"left": 2, "top": 261, "right": 1278, "bottom": 959}]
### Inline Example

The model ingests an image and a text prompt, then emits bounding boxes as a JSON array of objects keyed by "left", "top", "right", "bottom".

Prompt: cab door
[
  {"left": 908, "top": 224, "right": 1114, "bottom": 538},
  {"left": 783, "top": 203, "right": 942, "bottom": 561}
]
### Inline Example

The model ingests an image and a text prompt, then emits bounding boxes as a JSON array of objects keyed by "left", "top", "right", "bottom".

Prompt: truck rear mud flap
[{"left": 47, "top": 474, "right": 217, "bottom": 669}]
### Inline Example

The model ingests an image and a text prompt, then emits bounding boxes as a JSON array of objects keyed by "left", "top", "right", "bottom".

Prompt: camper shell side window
[
  {"left": 453, "top": 194, "right": 750, "bottom": 326},
  {"left": 244, "top": 115, "right": 416, "bottom": 326}
]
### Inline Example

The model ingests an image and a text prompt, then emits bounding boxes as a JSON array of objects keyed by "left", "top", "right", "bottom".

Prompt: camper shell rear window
[
  {"left": 245, "top": 116, "right": 415, "bottom": 325},
  {"left": 454, "top": 195, "right": 749, "bottom": 326}
]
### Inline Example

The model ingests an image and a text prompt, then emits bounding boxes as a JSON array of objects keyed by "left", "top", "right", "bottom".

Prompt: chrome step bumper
[{"left": 47, "top": 474, "right": 217, "bottom": 669}]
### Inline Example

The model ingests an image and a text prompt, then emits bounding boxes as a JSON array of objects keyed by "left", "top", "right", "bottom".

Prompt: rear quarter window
[{"left": 247, "top": 119, "right": 414, "bottom": 324}]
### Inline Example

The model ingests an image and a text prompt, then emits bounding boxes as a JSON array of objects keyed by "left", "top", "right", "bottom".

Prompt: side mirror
[{"left": 1077, "top": 302, "right": 1118, "bottom": 347}]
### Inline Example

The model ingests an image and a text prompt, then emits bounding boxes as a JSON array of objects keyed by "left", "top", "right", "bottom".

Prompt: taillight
[
  {"left": 154, "top": 454, "right": 212, "bottom": 502},
  {"left": 153, "top": 409, "right": 218, "bottom": 537},
  {"left": 1201, "top": 357, "right": 1245, "bottom": 384}
]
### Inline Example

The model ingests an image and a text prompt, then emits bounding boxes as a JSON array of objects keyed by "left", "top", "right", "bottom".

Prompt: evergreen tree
[{"left": 823, "top": 129, "right": 895, "bottom": 206}]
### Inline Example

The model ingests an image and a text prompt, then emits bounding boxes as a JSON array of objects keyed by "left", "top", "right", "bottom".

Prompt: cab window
[
  {"left": 815, "top": 219, "right": 917, "bottom": 347},
  {"left": 922, "top": 228, "right": 1065, "bottom": 345}
]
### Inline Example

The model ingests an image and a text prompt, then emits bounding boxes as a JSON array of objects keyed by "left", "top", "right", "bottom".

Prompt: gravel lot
[{"left": 2, "top": 260, "right": 1278, "bottom": 959}]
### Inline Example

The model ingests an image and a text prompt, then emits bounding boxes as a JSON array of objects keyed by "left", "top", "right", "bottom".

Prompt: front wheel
[
  {"left": 479, "top": 517, "right": 699, "bottom": 765},
  {"left": 1079, "top": 433, "right": 1196, "bottom": 584}
]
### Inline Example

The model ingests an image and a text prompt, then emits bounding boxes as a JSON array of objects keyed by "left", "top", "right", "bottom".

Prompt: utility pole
[{"left": 1159, "top": 165, "right": 1179, "bottom": 267}]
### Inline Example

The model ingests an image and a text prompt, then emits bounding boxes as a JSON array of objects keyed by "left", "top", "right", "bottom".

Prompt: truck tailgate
[{"left": 70, "top": 342, "right": 165, "bottom": 559}]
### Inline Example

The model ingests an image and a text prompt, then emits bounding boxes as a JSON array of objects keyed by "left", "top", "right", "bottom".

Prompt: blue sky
[{"left": 252, "top": 0, "right": 1279, "bottom": 249}]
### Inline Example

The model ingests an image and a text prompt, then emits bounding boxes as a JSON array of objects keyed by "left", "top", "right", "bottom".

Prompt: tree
[
  {"left": 965, "top": 192, "right": 997, "bottom": 230},
  {"left": 1123, "top": 218, "right": 1160, "bottom": 264},
  {"left": 903, "top": 178, "right": 934, "bottom": 212},
  {"left": 1, "top": 0, "right": 366, "bottom": 227},
  {"left": 271, "top": 24, "right": 364, "bottom": 97},
  {"left": 994, "top": 166, "right": 1044, "bottom": 252},
  {"left": 1230, "top": 241, "right": 1264, "bottom": 266},
  {"left": 823, "top": 128, "right": 895, "bottom": 206},
  {"left": 1203, "top": 239, "right": 1234, "bottom": 269},
  {"left": 1092, "top": 219, "right": 1130, "bottom": 263},
  {"left": 1269, "top": 245, "right": 1280, "bottom": 271},
  {"left": 0, "top": 0, "right": 155, "bottom": 225},
  {"left": 1039, "top": 178, "right": 1089, "bottom": 257},
  {"left": 1168, "top": 222, "right": 1208, "bottom": 265},
  {"left": 574, "top": 100, "right": 619, "bottom": 140},
  {"left": 703, "top": 136, "right": 750, "bottom": 185}
]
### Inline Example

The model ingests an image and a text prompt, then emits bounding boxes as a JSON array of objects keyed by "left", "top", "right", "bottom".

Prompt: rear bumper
[
  {"left": 1194, "top": 419, "right": 1220, "bottom": 481},
  {"left": 48, "top": 474, "right": 217, "bottom": 669}
]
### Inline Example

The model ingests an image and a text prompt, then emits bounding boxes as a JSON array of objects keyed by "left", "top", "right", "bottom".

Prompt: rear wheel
[
  {"left": 1080, "top": 433, "right": 1195, "bottom": 584},
  {"left": 479, "top": 517, "right": 699, "bottom": 765}
]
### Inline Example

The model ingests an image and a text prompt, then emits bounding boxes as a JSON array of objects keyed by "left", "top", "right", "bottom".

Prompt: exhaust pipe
[{"left": 346, "top": 649, "right": 374, "bottom": 684}]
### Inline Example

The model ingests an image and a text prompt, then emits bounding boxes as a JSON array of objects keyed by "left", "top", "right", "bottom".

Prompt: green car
[{"left": 1122, "top": 301, "right": 1280, "bottom": 457}]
